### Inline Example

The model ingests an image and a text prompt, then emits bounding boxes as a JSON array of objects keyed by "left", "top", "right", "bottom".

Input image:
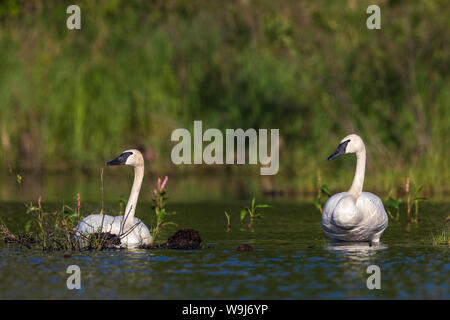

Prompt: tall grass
[{"left": 0, "top": 0, "right": 449, "bottom": 195}]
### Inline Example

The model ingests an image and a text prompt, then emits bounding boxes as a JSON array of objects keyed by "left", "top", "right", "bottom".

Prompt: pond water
[{"left": 0, "top": 201, "right": 448, "bottom": 299}]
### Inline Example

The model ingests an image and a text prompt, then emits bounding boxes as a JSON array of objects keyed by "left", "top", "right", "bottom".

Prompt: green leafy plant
[
  {"left": 313, "top": 172, "right": 332, "bottom": 214},
  {"left": 385, "top": 191, "right": 402, "bottom": 221},
  {"left": 405, "top": 178, "right": 427, "bottom": 223},
  {"left": 240, "top": 198, "right": 269, "bottom": 229},
  {"left": 0, "top": 193, "right": 123, "bottom": 251},
  {"left": 150, "top": 176, "right": 176, "bottom": 245},
  {"left": 22, "top": 195, "right": 83, "bottom": 250}
]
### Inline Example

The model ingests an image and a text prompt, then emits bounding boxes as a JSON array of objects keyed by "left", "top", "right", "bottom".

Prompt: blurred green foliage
[{"left": 0, "top": 0, "right": 449, "bottom": 195}]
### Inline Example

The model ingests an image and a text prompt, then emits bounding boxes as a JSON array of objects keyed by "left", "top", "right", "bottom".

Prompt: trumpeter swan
[
  {"left": 75, "top": 149, "right": 152, "bottom": 247},
  {"left": 321, "top": 134, "right": 388, "bottom": 243}
]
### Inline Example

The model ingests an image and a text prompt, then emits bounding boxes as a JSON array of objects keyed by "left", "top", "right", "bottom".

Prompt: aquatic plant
[
  {"left": 26, "top": 196, "right": 50, "bottom": 249},
  {"left": 118, "top": 197, "right": 127, "bottom": 216},
  {"left": 240, "top": 198, "right": 269, "bottom": 229},
  {"left": 385, "top": 191, "right": 402, "bottom": 222},
  {"left": 16, "top": 174, "right": 22, "bottom": 191},
  {"left": 385, "top": 178, "right": 428, "bottom": 223},
  {"left": 24, "top": 195, "right": 109, "bottom": 250},
  {"left": 0, "top": 220, "right": 35, "bottom": 249},
  {"left": 76, "top": 193, "right": 81, "bottom": 215},
  {"left": 405, "top": 178, "right": 427, "bottom": 223},
  {"left": 224, "top": 211, "right": 231, "bottom": 230},
  {"left": 150, "top": 176, "right": 177, "bottom": 245},
  {"left": 0, "top": 195, "right": 120, "bottom": 251},
  {"left": 313, "top": 172, "right": 332, "bottom": 214},
  {"left": 431, "top": 229, "right": 449, "bottom": 246}
]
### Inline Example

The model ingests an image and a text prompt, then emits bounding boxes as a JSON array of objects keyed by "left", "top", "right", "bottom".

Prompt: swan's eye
[
  {"left": 338, "top": 139, "right": 350, "bottom": 150},
  {"left": 120, "top": 152, "right": 133, "bottom": 159}
]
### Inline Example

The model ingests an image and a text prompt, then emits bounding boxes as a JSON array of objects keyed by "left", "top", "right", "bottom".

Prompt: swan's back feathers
[
  {"left": 75, "top": 214, "right": 152, "bottom": 246},
  {"left": 321, "top": 192, "right": 388, "bottom": 242}
]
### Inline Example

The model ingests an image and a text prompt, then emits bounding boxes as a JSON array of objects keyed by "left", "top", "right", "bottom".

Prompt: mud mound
[
  {"left": 237, "top": 244, "right": 254, "bottom": 252},
  {"left": 141, "top": 228, "right": 203, "bottom": 250},
  {"left": 165, "top": 229, "right": 202, "bottom": 249}
]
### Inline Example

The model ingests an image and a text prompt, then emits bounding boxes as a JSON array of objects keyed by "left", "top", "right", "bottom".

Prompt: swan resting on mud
[
  {"left": 75, "top": 149, "right": 152, "bottom": 247},
  {"left": 321, "top": 134, "right": 388, "bottom": 243}
]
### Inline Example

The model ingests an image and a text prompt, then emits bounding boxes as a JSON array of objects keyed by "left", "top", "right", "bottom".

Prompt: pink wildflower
[
  {"left": 157, "top": 177, "right": 161, "bottom": 190},
  {"left": 160, "top": 176, "right": 168, "bottom": 191},
  {"left": 153, "top": 189, "right": 157, "bottom": 196},
  {"left": 405, "top": 177, "right": 410, "bottom": 193},
  {"left": 38, "top": 196, "right": 42, "bottom": 208}
]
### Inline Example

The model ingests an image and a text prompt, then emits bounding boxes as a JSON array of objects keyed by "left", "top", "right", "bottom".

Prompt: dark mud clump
[
  {"left": 237, "top": 244, "right": 254, "bottom": 252},
  {"left": 141, "top": 229, "right": 203, "bottom": 250},
  {"left": 165, "top": 229, "right": 202, "bottom": 249},
  {"left": 87, "top": 232, "right": 121, "bottom": 250}
]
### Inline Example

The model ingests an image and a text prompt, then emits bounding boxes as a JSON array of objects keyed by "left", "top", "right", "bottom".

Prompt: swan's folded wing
[
  {"left": 321, "top": 192, "right": 346, "bottom": 232},
  {"left": 356, "top": 192, "right": 389, "bottom": 234},
  {"left": 76, "top": 214, "right": 116, "bottom": 234}
]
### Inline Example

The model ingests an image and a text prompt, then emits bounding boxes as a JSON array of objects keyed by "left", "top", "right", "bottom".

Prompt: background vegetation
[{"left": 0, "top": 0, "right": 449, "bottom": 200}]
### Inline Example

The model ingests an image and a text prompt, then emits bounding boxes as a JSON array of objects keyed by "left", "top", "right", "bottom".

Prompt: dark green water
[{"left": 0, "top": 201, "right": 448, "bottom": 299}]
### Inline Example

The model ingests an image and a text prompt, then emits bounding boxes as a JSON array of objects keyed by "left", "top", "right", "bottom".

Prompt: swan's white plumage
[
  {"left": 74, "top": 149, "right": 152, "bottom": 247},
  {"left": 321, "top": 192, "right": 388, "bottom": 242},
  {"left": 321, "top": 134, "right": 388, "bottom": 242},
  {"left": 76, "top": 214, "right": 151, "bottom": 246}
]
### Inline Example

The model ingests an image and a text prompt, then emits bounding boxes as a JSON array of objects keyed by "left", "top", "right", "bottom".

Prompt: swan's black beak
[
  {"left": 327, "top": 139, "right": 350, "bottom": 161},
  {"left": 106, "top": 152, "right": 133, "bottom": 166}
]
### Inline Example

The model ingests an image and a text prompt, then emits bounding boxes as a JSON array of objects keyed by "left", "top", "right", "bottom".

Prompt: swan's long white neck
[
  {"left": 123, "top": 165, "right": 144, "bottom": 230},
  {"left": 347, "top": 146, "right": 366, "bottom": 198}
]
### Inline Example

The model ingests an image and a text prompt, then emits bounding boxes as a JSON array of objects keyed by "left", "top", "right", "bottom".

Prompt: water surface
[{"left": 0, "top": 201, "right": 448, "bottom": 299}]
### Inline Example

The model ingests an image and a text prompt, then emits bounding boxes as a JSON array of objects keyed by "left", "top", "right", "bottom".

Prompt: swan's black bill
[
  {"left": 327, "top": 139, "right": 350, "bottom": 160},
  {"left": 106, "top": 152, "right": 133, "bottom": 166}
]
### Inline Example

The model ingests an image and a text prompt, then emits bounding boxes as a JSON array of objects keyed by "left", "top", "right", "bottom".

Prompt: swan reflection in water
[{"left": 324, "top": 242, "right": 388, "bottom": 261}]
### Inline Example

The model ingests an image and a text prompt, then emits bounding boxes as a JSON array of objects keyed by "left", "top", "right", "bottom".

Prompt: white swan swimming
[
  {"left": 321, "top": 134, "right": 388, "bottom": 243},
  {"left": 75, "top": 149, "right": 152, "bottom": 247}
]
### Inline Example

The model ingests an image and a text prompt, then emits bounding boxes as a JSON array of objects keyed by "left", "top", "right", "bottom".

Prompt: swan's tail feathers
[{"left": 330, "top": 208, "right": 360, "bottom": 230}]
